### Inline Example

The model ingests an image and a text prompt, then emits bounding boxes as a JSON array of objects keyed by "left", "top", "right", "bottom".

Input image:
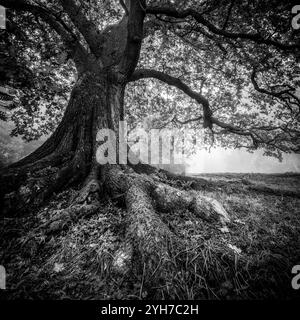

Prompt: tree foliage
[{"left": 1, "top": 0, "right": 299, "bottom": 158}]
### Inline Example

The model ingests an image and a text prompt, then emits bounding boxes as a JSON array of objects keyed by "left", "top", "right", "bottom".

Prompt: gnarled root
[
  {"left": 106, "top": 168, "right": 181, "bottom": 279},
  {"left": 107, "top": 167, "right": 230, "bottom": 291},
  {"left": 40, "top": 168, "right": 103, "bottom": 235},
  {"left": 0, "top": 153, "right": 92, "bottom": 216},
  {"left": 3, "top": 160, "right": 231, "bottom": 295},
  {"left": 153, "top": 183, "right": 230, "bottom": 225}
]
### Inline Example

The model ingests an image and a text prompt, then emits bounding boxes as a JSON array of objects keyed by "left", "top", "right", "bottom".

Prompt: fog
[
  {"left": 2, "top": 119, "right": 300, "bottom": 173},
  {"left": 187, "top": 148, "right": 300, "bottom": 174}
]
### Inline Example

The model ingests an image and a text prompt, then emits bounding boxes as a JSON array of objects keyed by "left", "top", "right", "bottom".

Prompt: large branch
[
  {"left": 119, "top": 0, "right": 146, "bottom": 80},
  {"left": 59, "top": 0, "right": 102, "bottom": 56},
  {"left": 128, "top": 68, "right": 282, "bottom": 150},
  {"left": 129, "top": 68, "right": 212, "bottom": 128},
  {"left": 146, "top": 6, "right": 299, "bottom": 51}
]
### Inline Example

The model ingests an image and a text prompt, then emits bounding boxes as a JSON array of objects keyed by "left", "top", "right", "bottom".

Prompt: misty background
[
  {"left": 187, "top": 149, "right": 300, "bottom": 174},
  {"left": 1, "top": 119, "right": 300, "bottom": 173}
]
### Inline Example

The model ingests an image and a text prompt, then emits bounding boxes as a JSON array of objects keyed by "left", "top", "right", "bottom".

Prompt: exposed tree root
[
  {"left": 39, "top": 167, "right": 103, "bottom": 235},
  {"left": 2, "top": 161, "right": 233, "bottom": 290},
  {"left": 105, "top": 166, "right": 230, "bottom": 285},
  {"left": 152, "top": 182, "right": 230, "bottom": 224},
  {"left": 104, "top": 167, "right": 176, "bottom": 271},
  {"left": 0, "top": 152, "right": 92, "bottom": 216}
]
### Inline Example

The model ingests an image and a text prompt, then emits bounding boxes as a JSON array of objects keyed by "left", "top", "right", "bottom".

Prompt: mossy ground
[{"left": 1, "top": 173, "right": 300, "bottom": 300}]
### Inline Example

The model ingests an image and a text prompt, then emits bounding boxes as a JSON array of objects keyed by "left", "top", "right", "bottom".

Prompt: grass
[{"left": 0, "top": 173, "right": 300, "bottom": 300}]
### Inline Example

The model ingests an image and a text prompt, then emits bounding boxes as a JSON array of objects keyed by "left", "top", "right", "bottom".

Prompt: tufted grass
[{"left": 1, "top": 173, "right": 299, "bottom": 300}]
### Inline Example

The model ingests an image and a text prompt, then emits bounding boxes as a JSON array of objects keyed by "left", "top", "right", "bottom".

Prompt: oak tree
[{"left": 0, "top": 0, "right": 299, "bottom": 275}]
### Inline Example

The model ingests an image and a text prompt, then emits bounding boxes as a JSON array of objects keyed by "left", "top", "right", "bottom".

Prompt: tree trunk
[{"left": 0, "top": 68, "right": 125, "bottom": 214}]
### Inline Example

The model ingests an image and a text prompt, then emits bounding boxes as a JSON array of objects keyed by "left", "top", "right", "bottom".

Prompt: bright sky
[{"left": 187, "top": 148, "right": 300, "bottom": 174}]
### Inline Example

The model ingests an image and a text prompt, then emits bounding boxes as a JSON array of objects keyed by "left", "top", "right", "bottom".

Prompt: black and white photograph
[{"left": 0, "top": 0, "right": 300, "bottom": 313}]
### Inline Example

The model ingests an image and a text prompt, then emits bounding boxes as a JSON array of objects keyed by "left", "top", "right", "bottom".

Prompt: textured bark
[{"left": 0, "top": 69, "right": 125, "bottom": 215}]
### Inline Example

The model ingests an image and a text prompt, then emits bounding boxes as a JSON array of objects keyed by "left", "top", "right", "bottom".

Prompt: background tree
[{"left": 0, "top": 0, "right": 299, "bottom": 276}]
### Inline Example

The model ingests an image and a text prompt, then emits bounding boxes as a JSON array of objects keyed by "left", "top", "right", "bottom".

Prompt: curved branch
[
  {"left": 146, "top": 6, "right": 299, "bottom": 51},
  {"left": 129, "top": 69, "right": 298, "bottom": 152},
  {"left": 129, "top": 68, "right": 212, "bottom": 128}
]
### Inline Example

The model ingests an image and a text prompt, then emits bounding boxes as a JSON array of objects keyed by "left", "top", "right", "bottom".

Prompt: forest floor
[{"left": 1, "top": 172, "right": 300, "bottom": 300}]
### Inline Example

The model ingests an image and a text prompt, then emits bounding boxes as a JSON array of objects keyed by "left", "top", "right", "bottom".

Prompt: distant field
[
  {"left": 191, "top": 172, "right": 300, "bottom": 196},
  {"left": 1, "top": 173, "right": 300, "bottom": 299},
  {"left": 191, "top": 171, "right": 300, "bottom": 181}
]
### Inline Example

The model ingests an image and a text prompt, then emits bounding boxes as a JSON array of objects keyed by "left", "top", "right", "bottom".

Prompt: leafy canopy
[{"left": 0, "top": 0, "right": 299, "bottom": 159}]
